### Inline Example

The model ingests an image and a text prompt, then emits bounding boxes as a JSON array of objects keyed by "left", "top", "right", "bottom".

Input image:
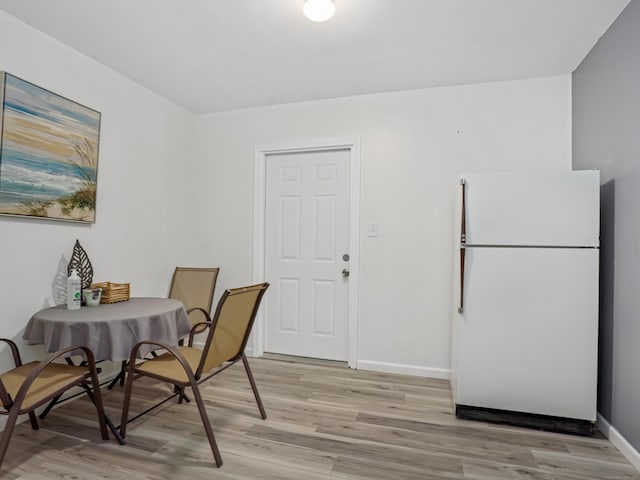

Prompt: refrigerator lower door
[{"left": 455, "top": 247, "right": 599, "bottom": 421}]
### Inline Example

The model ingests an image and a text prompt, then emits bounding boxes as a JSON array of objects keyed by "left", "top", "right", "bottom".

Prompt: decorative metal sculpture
[{"left": 67, "top": 239, "right": 94, "bottom": 291}]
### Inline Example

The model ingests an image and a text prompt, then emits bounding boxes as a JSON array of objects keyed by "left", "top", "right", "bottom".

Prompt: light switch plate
[{"left": 367, "top": 222, "right": 378, "bottom": 237}]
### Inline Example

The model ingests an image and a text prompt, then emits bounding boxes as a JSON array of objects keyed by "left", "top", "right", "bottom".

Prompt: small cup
[{"left": 83, "top": 288, "right": 102, "bottom": 307}]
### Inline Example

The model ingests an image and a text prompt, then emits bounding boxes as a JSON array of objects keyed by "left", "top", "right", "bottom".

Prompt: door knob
[{"left": 342, "top": 268, "right": 350, "bottom": 278}]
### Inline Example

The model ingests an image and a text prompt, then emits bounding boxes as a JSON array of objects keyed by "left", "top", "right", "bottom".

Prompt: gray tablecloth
[{"left": 23, "top": 297, "right": 191, "bottom": 361}]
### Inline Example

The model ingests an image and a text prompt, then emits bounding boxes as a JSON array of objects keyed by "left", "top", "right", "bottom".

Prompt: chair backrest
[
  {"left": 197, "top": 282, "right": 269, "bottom": 377},
  {"left": 169, "top": 267, "right": 219, "bottom": 325}
]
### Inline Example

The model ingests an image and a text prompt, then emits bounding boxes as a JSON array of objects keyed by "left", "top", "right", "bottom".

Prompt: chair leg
[
  {"left": 119, "top": 363, "right": 137, "bottom": 440},
  {"left": 0, "top": 407, "right": 21, "bottom": 469},
  {"left": 86, "top": 364, "right": 110, "bottom": 442},
  {"left": 241, "top": 353, "right": 266, "bottom": 420},
  {"left": 190, "top": 381, "right": 223, "bottom": 467}
]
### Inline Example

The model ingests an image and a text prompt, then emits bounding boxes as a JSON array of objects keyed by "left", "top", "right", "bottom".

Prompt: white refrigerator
[{"left": 451, "top": 170, "right": 600, "bottom": 433}]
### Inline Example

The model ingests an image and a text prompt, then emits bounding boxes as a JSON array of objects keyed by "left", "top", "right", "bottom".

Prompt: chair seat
[
  {"left": 0, "top": 362, "right": 88, "bottom": 412},
  {"left": 136, "top": 346, "right": 205, "bottom": 384}
]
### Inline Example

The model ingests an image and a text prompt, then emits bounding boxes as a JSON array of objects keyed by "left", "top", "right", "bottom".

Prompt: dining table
[
  {"left": 22, "top": 297, "right": 191, "bottom": 444},
  {"left": 23, "top": 297, "right": 191, "bottom": 362}
]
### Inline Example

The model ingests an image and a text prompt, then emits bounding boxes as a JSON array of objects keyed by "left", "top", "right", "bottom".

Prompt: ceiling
[{"left": 0, "top": 0, "right": 630, "bottom": 115}]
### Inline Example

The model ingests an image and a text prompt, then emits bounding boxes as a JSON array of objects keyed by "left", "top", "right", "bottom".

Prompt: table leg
[
  {"left": 41, "top": 357, "right": 107, "bottom": 419},
  {"left": 39, "top": 392, "right": 63, "bottom": 419},
  {"left": 80, "top": 384, "right": 125, "bottom": 445},
  {"left": 175, "top": 385, "right": 191, "bottom": 403},
  {"left": 107, "top": 361, "right": 126, "bottom": 390}
]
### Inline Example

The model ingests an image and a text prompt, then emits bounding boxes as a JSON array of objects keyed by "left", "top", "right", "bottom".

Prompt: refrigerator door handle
[{"left": 459, "top": 178, "right": 466, "bottom": 313}]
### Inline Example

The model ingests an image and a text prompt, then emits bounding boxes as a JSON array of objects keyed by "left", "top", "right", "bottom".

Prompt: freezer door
[
  {"left": 461, "top": 171, "right": 600, "bottom": 247},
  {"left": 455, "top": 247, "right": 598, "bottom": 421}
]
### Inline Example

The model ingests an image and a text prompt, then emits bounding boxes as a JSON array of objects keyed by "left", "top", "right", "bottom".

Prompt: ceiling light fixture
[{"left": 303, "top": 0, "right": 336, "bottom": 22}]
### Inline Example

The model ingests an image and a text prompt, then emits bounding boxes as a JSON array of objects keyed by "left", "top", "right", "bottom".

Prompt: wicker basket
[{"left": 92, "top": 282, "right": 130, "bottom": 304}]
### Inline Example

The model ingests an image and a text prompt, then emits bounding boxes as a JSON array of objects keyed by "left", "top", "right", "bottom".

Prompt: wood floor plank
[
  {"left": 317, "top": 418, "right": 541, "bottom": 470},
  {"left": 532, "top": 448, "right": 640, "bottom": 479},
  {"left": 462, "top": 458, "right": 558, "bottom": 480},
  {"left": 246, "top": 423, "right": 465, "bottom": 476},
  {"left": 0, "top": 356, "right": 637, "bottom": 479},
  {"left": 333, "top": 454, "right": 465, "bottom": 480}
]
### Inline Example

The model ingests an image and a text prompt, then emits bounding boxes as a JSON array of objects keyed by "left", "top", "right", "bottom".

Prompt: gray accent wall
[{"left": 573, "top": 0, "right": 640, "bottom": 449}]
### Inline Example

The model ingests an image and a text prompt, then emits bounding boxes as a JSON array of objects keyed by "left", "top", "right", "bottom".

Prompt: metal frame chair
[
  {"left": 169, "top": 267, "right": 220, "bottom": 330},
  {"left": 108, "top": 266, "right": 220, "bottom": 390},
  {"left": 0, "top": 339, "right": 109, "bottom": 469},
  {"left": 119, "top": 282, "right": 269, "bottom": 468}
]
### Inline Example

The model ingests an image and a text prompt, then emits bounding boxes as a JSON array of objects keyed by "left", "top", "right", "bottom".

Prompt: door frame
[{"left": 252, "top": 136, "right": 360, "bottom": 368}]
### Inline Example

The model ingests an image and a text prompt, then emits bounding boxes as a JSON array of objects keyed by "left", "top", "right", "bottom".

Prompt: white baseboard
[
  {"left": 356, "top": 360, "right": 450, "bottom": 379},
  {"left": 245, "top": 353, "right": 449, "bottom": 380},
  {"left": 598, "top": 412, "right": 640, "bottom": 472}
]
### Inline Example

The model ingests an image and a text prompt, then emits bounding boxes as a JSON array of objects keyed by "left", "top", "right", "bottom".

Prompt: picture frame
[{"left": 0, "top": 72, "right": 101, "bottom": 223}]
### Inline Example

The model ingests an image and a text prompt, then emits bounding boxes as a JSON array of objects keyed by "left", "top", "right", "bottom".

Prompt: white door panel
[
  {"left": 462, "top": 171, "right": 600, "bottom": 247},
  {"left": 265, "top": 149, "right": 350, "bottom": 361},
  {"left": 456, "top": 247, "right": 599, "bottom": 420}
]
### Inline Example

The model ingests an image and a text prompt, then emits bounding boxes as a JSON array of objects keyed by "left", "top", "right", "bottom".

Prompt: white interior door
[{"left": 265, "top": 148, "right": 350, "bottom": 361}]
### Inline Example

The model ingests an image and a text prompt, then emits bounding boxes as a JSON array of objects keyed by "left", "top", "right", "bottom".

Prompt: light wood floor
[{"left": 2, "top": 357, "right": 638, "bottom": 479}]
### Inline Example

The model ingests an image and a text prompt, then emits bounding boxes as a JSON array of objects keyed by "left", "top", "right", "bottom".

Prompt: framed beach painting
[{"left": 0, "top": 72, "right": 100, "bottom": 223}]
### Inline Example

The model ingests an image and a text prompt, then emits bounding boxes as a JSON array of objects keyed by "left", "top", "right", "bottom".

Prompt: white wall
[
  {"left": 0, "top": 11, "right": 196, "bottom": 369},
  {"left": 193, "top": 76, "right": 572, "bottom": 377},
  {"left": 0, "top": 8, "right": 573, "bottom": 381}
]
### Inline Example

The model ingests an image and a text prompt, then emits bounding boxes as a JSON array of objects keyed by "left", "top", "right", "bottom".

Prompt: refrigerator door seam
[{"left": 461, "top": 244, "right": 599, "bottom": 249}]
